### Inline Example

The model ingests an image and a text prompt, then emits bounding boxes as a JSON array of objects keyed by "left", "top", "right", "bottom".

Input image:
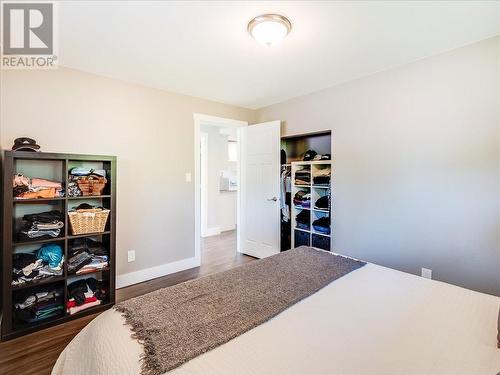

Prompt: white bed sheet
[{"left": 52, "top": 263, "right": 500, "bottom": 375}]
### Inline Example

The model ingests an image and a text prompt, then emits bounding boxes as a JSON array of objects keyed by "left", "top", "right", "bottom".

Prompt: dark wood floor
[{"left": 0, "top": 230, "right": 253, "bottom": 375}]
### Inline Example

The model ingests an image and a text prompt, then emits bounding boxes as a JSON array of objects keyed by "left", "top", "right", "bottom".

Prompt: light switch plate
[
  {"left": 421, "top": 267, "right": 432, "bottom": 279},
  {"left": 128, "top": 250, "right": 135, "bottom": 263},
  {"left": 185, "top": 172, "right": 192, "bottom": 182}
]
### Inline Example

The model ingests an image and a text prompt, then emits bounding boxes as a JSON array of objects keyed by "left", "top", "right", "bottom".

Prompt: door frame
[
  {"left": 200, "top": 132, "right": 209, "bottom": 237},
  {"left": 193, "top": 113, "right": 248, "bottom": 265}
]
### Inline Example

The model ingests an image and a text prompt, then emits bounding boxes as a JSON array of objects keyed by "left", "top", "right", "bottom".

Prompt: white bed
[{"left": 52, "top": 262, "right": 500, "bottom": 375}]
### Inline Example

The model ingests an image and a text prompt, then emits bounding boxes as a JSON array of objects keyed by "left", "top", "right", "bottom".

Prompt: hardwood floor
[{"left": 0, "top": 230, "right": 253, "bottom": 375}]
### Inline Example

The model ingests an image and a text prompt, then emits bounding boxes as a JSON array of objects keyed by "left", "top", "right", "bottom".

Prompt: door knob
[{"left": 267, "top": 197, "right": 278, "bottom": 202}]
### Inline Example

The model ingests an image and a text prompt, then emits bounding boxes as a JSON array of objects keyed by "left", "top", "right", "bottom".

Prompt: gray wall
[
  {"left": 257, "top": 36, "right": 500, "bottom": 296},
  {"left": 1, "top": 37, "right": 498, "bottom": 295},
  {"left": 1, "top": 67, "right": 255, "bottom": 281}
]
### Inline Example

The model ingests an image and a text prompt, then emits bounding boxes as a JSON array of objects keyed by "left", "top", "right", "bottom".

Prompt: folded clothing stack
[
  {"left": 13, "top": 174, "right": 64, "bottom": 199},
  {"left": 313, "top": 168, "right": 331, "bottom": 185},
  {"left": 293, "top": 190, "right": 311, "bottom": 208},
  {"left": 12, "top": 244, "right": 64, "bottom": 286},
  {"left": 312, "top": 216, "right": 330, "bottom": 234},
  {"left": 14, "top": 287, "right": 64, "bottom": 324},
  {"left": 19, "top": 210, "right": 64, "bottom": 240},
  {"left": 295, "top": 168, "right": 310, "bottom": 185},
  {"left": 68, "top": 238, "right": 108, "bottom": 275},
  {"left": 295, "top": 210, "right": 310, "bottom": 230},
  {"left": 314, "top": 195, "right": 330, "bottom": 211},
  {"left": 68, "top": 168, "right": 106, "bottom": 197},
  {"left": 67, "top": 278, "right": 107, "bottom": 315}
]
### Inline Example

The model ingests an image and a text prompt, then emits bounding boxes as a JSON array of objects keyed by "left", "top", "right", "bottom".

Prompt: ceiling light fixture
[{"left": 248, "top": 14, "right": 292, "bottom": 47}]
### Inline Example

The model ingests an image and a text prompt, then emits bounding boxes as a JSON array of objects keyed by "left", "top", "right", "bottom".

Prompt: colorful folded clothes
[
  {"left": 14, "top": 288, "right": 64, "bottom": 323},
  {"left": 68, "top": 238, "right": 108, "bottom": 275},
  {"left": 66, "top": 296, "right": 97, "bottom": 309},
  {"left": 13, "top": 173, "right": 64, "bottom": 199},
  {"left": 19, "top": 210, "right": 64, "bottom": 240},
  {"left": 312, "top": 216, "right": 330, "bottom": 234},
  {"left": 69, "top": 167, "right": 106, "bottom": 177},
  {"left": 67, "top": 300, "right": 101, "bottom": 315},
  {"left": 293, "top": 190, "right": 311, "bottom": 208},
  {"left": 295, "top": 168, "right": 311, "bottom": 185},
  {"left": 31, "top": 178, "right": 62, "bottom": 189},
  {"left": 76, "top": 256, "right": 108, "bottom": 275},
  {"left": 67, "top": 277, "right": 107, "bottom": 315},
  {"left": 12, "top": 244, "right": 64, "bottom": 286}
]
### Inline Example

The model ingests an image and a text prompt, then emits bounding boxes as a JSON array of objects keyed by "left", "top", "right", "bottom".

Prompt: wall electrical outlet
[
  {"left": 421, "top": 267, "right": 432, "bottom": 279},
  {"left": 128, "top": 250, "right": 136, "bottom": 263},
  {"left": 185, "top": 172, "right": 192, "bottom": 182}
]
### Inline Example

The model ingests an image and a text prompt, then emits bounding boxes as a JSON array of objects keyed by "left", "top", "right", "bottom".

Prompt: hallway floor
[{"left": 0, "top": 229, "right": 254, "bottom": 375}]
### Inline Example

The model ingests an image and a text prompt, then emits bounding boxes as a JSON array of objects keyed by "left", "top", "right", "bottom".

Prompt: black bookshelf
[{"left": 1, "top": 151, "right": 116, "bottom": 340}]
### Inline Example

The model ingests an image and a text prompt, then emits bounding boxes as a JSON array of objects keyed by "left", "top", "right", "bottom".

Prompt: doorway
[{"left": 193, "top": 114, "right": 247, "bottom": 264}]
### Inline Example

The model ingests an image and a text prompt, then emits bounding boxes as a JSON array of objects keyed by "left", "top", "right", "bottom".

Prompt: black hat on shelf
[
  {"left": 303, "top": 149, "right": 317, "bottom": 161},
  {"left": 11, "top": 137, "right": 40, "bottom": 152}
]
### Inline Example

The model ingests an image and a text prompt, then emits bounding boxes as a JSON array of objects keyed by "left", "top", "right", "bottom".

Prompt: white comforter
[{"left": 52, "top": 263, "right": 500, "bottom": 375}]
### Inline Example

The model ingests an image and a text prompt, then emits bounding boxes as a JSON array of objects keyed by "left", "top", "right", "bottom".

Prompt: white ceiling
[{"left": 59, "top": 1, "right": 500, "bottom": 109}]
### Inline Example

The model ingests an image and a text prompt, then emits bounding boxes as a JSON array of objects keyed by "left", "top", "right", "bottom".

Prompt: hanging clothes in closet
[{"left": 280, "top": 164, "right": 292, "bottom": 251}]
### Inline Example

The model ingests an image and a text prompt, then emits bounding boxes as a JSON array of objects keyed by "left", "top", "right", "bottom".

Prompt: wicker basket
[
  {"left": 68, "top": 208, "right": 110, "bottom": 235},
  {"left": 75, "top": 175, "right": 107, "bottom": 196}
]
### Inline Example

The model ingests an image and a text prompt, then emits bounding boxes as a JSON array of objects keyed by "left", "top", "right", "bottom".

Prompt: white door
[{"left": 238, "top": 121, "right": 281, "bottom": 258}]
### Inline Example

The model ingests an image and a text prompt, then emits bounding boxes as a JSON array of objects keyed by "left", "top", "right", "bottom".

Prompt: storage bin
[
  {"left": 75, "top": 175, "right": 107, "bottom": 196},
  {"left": 294, "top": 230, "right": 310, "bottom": 247},
  {"left": 68, "top": 207, "right": 110, "bottom": 235},
  {"left": 312, "top": 234, "right": 330, "bottom": 251}
]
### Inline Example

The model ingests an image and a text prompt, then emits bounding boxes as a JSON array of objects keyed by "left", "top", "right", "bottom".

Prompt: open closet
[{"left": 280, "top": 131, "right": 332, "bottom": 252}]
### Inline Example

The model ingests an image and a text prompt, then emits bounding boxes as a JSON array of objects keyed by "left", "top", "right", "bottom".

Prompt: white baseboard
[
  {"left": 116, "top": 256, "right": 200, "bottom": 289},
  {"left": 220, "top": 224, "right": 236, "bottom": 232},
  {"left": 202, "top": 226, "right": 221, "bottom": 237}
]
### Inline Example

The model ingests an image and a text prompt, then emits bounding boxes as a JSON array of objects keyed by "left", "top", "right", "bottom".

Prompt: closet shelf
[
  {"left": 3, "top": 151, "right": 116, "bottom": 341},
  {"left": 291, "top": 160, "right": 332, "bottom": 165},
  {"left": 68, "top": 267, "right": 110, "bottom": 277},
  {"left": 312, "top": 208, "right": 329, "bottom": 213},
  {"left": 6, "top": 302, "right": 113, "bottom": 341},
  {"left": 14, "top": 231, "right": 112, "bottom": 246},
  {"left": 68, "top": 231, "right": 111, "bottom": 239},
  {"left": 311, "top": 231, "right": 331, "bottom": 237},
  {"left": 11, "top": 276, "right": 65, "bottom": 291},
  {"left": 291, "top": 160, "right": 332, "bottom": 251},
  {"left": 13, "top": 197, "right": 65, "bottom": 203},
  {"left": 67, "top": 301, "right": 113, "bottom": 318},
  {"left": 294, "top": 227, "right": 311, "bottom": 234},
  {"left": 14, "top": 236, "right": 65, "bottom": 246},
  {"left": 13, "top": 196, "right": 112, "bottom": 203},
  {"left": 68, "top": 195, "right": 111, "bottom": 200}
]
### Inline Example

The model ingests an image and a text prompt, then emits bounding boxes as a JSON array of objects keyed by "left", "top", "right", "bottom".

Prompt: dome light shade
[{"left": 248, "top": 14, "right": 292, "bottom": 46}]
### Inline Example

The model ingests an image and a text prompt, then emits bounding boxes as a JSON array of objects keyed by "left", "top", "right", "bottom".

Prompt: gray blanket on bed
[{"left": 116, "top": 246, "right": 365, "bottom": 375}]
